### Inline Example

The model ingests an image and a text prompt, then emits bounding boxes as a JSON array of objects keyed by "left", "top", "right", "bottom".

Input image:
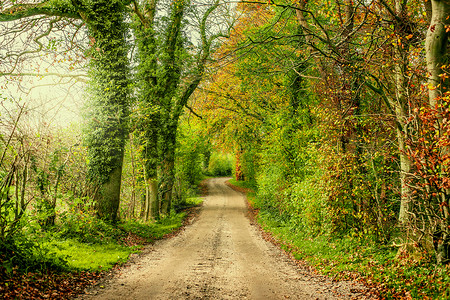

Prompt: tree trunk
[
  {"left": 425, "top": 0, "right": 450, "bottom": 264},
  {"left": 75, "top": 0, "right": 130, "bottom": 222},
  {"left": 425, "top": 0, "right": 450, "bottom": 107},
  {"left": 96, "top": 164, "right": 123, "bottom": 222},
  {"left": 158, "top": 123, "right": 177, "bottom": 215},
  {"left": 143, "top": 177, "right": 159, "bottom": 220},
  {"left": 394, "top": 30, "right": 412, "bottom": 226},
  {"left": 397, "top": 128, "right": 412, "bottom": 224},
  {"left": 129, "top": 133, "right": 137, "bottom": 219},
  {"left": 159, "top": 161, "right": 174, "bottom": 215},
  {"left": 132, "top": 0, "right": 162, "bottom": 219},
  {"left": 435, "top": 231, "right": 450, "bottom": 264},
  {"left": 133, "top": 0, "right": 218, "bottom": 217},
  {"left": 143, "top": 180, "right": 150, "bottom": 221},
  {"left": 149, "top": 177, "right": 159, "bottom": 219},
  {"left": 381, "top": 0, "right": 414, "bottom": 226}
]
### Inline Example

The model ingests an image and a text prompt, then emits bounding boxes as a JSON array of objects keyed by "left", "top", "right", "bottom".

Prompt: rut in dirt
[{"left": 79, "top": 177, "right": 371, "bottom": 300}]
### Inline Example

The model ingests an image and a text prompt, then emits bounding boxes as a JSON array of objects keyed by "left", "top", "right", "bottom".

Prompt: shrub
[{"left": 57, "top": 197, "right": 125, "bottom": 244}]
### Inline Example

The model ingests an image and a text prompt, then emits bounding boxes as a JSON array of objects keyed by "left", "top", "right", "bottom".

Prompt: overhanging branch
[{"left": 0, "top": 2, "right": 81, "bottom": 22}]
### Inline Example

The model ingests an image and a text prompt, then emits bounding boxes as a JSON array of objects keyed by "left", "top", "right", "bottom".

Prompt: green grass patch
[
  {"left": 42, "top": 239, "right": 132, "bottom": 271},
  {"left": 184, "top": 197, "right": 203, "bottom": 207},
  {"left": 176, "top": 197, "right": 203, "bottom": 211},
  {"left": 28, "top": 210, "right": 191, "bottom": 273},
  {"left": 120, "top": 213, "right": 186, "bottom": 242}
]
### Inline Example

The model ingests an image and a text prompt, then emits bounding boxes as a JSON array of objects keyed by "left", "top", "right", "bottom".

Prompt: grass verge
[
  {"left": 0, "top": 197, "right": 203, "bottom": 299},
  {"left": 44, "top": 197, "right": 202, "bottom": 272},
  {"left": 228, "top": 180, "right": 450, "bottom": 300}
]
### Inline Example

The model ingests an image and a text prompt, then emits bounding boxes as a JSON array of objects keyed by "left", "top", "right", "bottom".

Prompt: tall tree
[
  {"left": 132, "top": 0, "right": 225, "bottom": 216},
  {"left": 71, "top": 0, "right": 131, "bottom": 222},
  {"left": 424, "top": 0, "right": 450, "bottom": 264},
  {"left": 132, "top": 0, "right": 160, "bottom": 220}
]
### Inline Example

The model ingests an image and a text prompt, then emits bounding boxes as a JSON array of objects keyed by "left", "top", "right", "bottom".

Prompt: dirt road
[{"left": 80, "top": 178, "right": 370, "bottom": 299}]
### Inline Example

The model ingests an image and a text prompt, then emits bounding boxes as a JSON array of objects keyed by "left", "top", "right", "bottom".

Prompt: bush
[
  {"left": 0, "top": 233, "right": 69, "bottom": 276},
  {"left": 57, "top": 197, "right": 125, "bottom": 244}
]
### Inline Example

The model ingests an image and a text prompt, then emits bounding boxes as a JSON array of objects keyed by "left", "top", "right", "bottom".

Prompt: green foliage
[
  {"left": 42, "top": 239, "right": 131, "bottom": 271},
  {"left": 176, "top": 122, "right": 208, "bottom": 186},
  {"left": 282, "top": 172, "right": 329, "bottom": 236},
  {"left": 254, "top": 206, "right": 450, "bottom": 299},
  {"left": 319, "top": 112, "right": 400, "bottom": 241},
  {"left": 237, "top": 147, "right": 258, "bottom": 187},
  {"left": 173, "top": 121, "right": 210, "bottom": 205},
  {"left": 207, "top": 152, "right": 233, "bottom": 177},
  {"left": 57, "top": 197, "right": 122, "bottom": 244},
  {"left": 246, "top": 122, "right": 330, "bottom": 237},
  {"left": 0, "top": 231, "right": 69, "bottom": 276}
]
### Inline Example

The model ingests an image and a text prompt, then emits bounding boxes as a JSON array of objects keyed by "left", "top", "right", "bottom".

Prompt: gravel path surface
[{"left": 79, "top": 177, "right": 371, "bottom": 300}]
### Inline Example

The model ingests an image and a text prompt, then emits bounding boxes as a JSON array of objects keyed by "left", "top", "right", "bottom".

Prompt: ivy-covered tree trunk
[
  {"left": 141, "top": 116, "right": 160, "bottom": 220},
  {"left": 132, "top": 0, "right": 161, "bottom": 220},
  {"left": 158, "top": 121, "right": 178, "bottom": 215},
  {"left": 154, "top": 0, "right": 184, "bottom": 213},
  {"left": 73, "top": 0, "right": 130, "bottom": 222},
  {"left": 132, "top": 0, "right": 219, "bottom": 216}
]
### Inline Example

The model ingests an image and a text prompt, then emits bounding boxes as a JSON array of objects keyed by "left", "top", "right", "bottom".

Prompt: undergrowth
[
  {"left": 1, "top": 197, "right": 202, "bottom": 277},
  {"left": 228, "top": 178, "right": 256, "bottom": 193},
  {"left": 233, "top": 180, "right": 450, "bottom": 300}
]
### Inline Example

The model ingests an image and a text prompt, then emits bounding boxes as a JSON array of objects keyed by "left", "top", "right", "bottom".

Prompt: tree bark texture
[
  {"left": 425, "top": 0, "right": 450, "bottom": 107},
  {"left": 425, "top": 0, "right": 450, "bottom": 264},
  {"left": 392, "top": 0, "right": 413, "bottom": 226}
]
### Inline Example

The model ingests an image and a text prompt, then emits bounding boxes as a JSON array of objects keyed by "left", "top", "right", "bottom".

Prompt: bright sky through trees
[{"left": 0, "top": 12, "right": 87, "bottom": 128}]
